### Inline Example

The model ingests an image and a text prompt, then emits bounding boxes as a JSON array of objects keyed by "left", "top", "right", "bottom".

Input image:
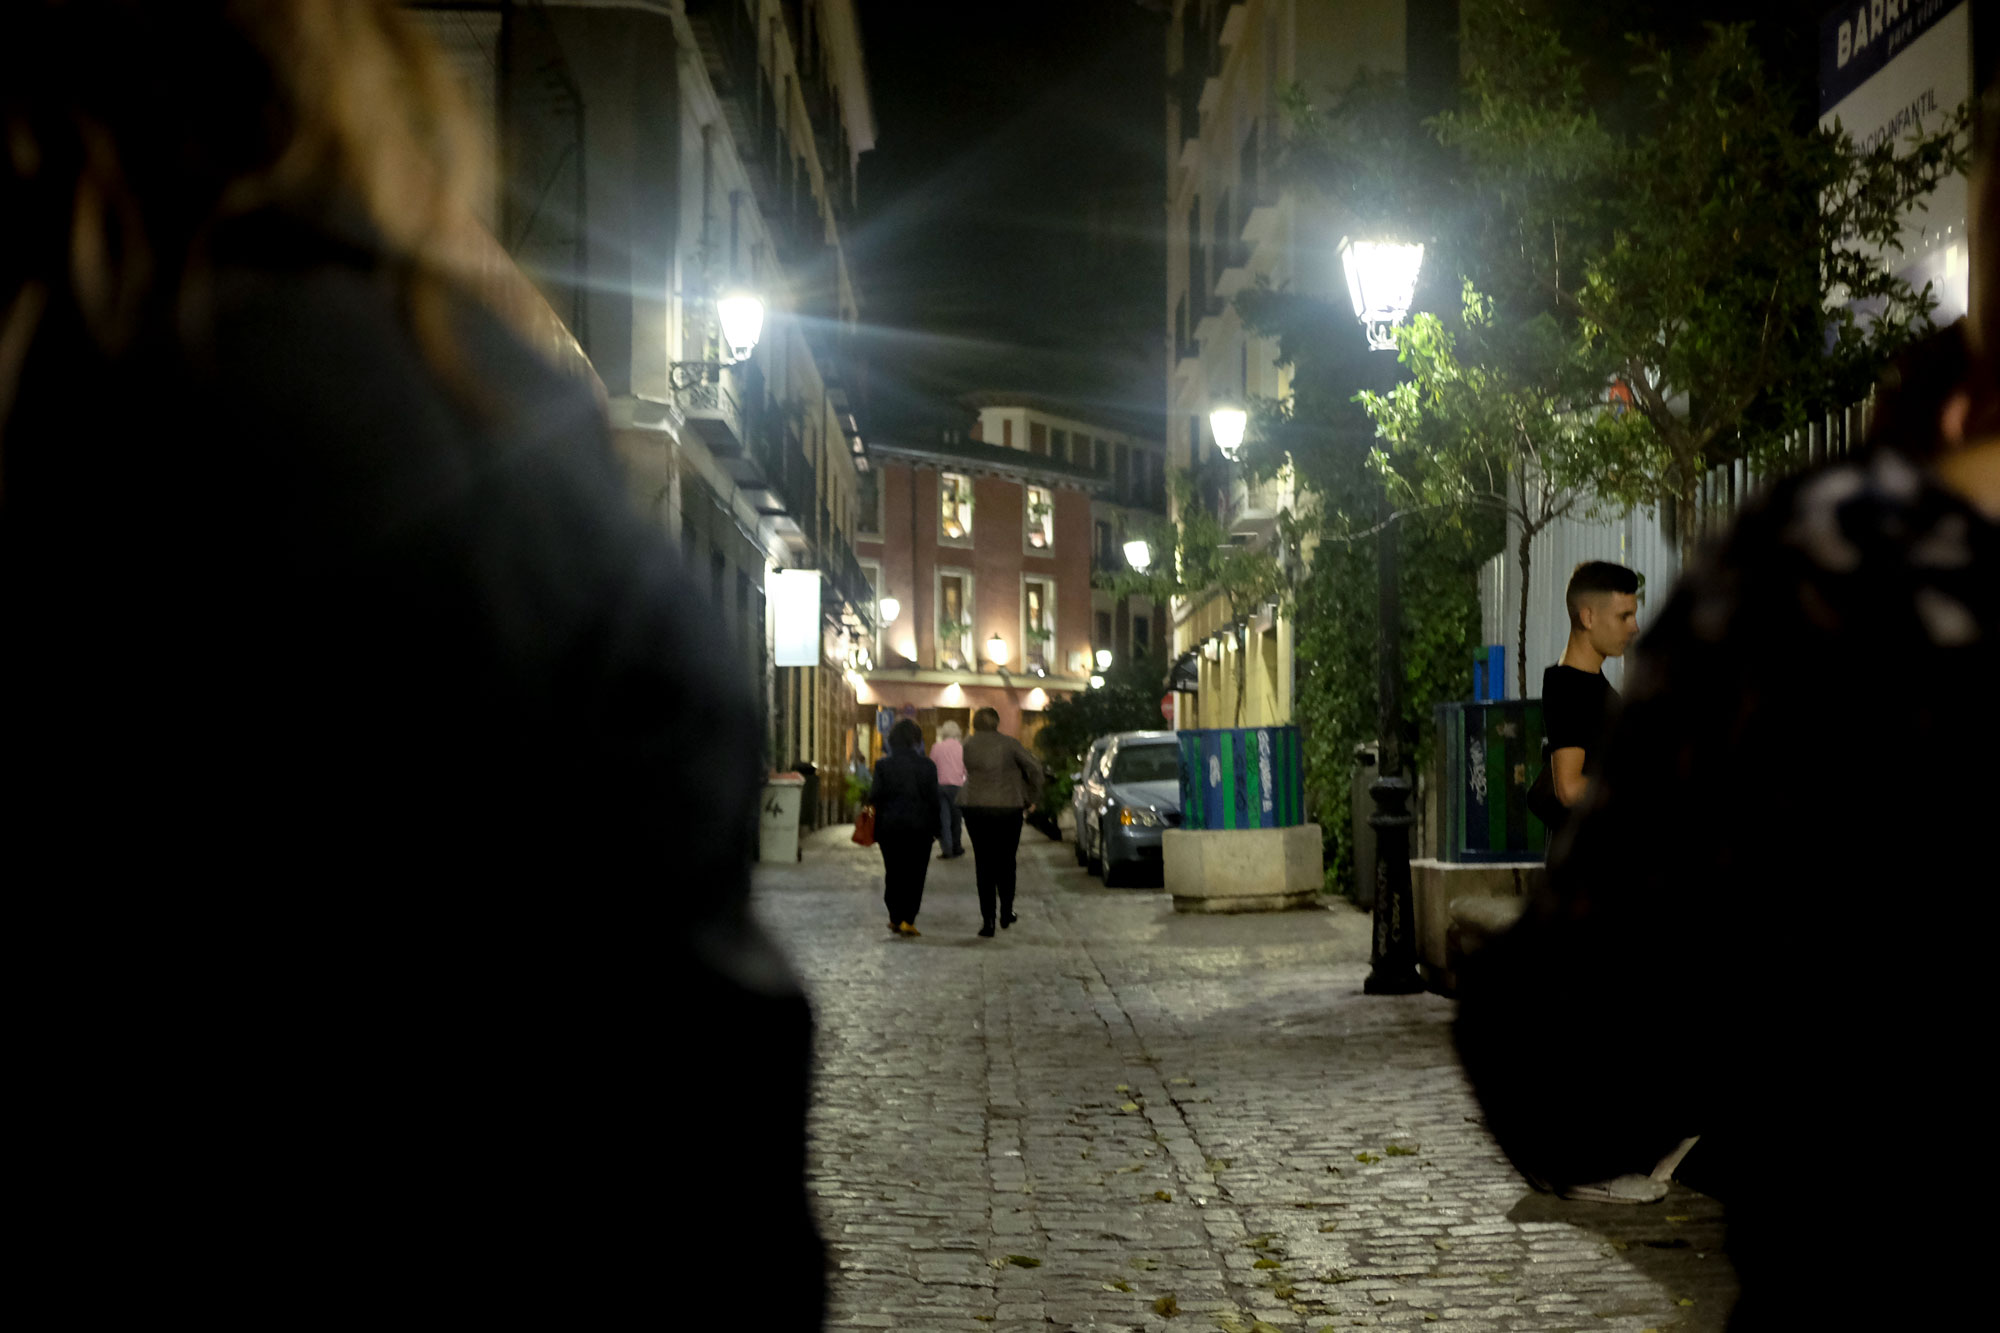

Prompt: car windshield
[{"left": 1111, "top": 744, "right": 1179, "bottom": 784}]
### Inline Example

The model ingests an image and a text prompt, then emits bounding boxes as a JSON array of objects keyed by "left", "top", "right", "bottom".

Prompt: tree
[
  {"left": 1432, "top": 0, "right": 1969, "bottom": 563},
  {"left": 1360, "top": 286, "right": 1652, "bottom": 695},
  {"left": 1100, "top": 473, "right": 1286, "bottom": 726}
]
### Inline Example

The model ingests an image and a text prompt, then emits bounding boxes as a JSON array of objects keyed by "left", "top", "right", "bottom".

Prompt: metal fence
[{"left": 1481, "top": 399, "right": 1872, "bottom": 697}]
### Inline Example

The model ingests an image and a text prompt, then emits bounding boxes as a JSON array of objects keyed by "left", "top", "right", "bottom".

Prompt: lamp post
[
  {"left": 1209, "top": 404, "right": 1248, "bottom": 462},
  {"left": 985, "top": 633, "right": 1010, "bottom": 669},
  {"left": 1342, "top": 234, "right": 1427, "bottom": 997},
  {"left": 1122, "top": 539, "right": 1152, "bottom": 572}
]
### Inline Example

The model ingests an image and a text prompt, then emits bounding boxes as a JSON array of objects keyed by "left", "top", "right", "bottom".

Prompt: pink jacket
[{"left": 930, "top": 737, "right": 967, "bottom": 787}]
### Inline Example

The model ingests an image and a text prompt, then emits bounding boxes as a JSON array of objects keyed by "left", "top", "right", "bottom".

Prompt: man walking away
[
  {"left": 1534, "top": 561, "right": 1640, "bottom": 835},
  {"left": 931, "top": 720, "right": 967, "bottom": 858},
  {"left": 958, "top": 708, "right": 1044, "bottom": 938}
]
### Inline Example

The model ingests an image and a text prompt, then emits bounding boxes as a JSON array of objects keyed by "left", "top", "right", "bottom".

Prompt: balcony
[{"left": 674, "top": 369, "right": 745, "bottom": 457}]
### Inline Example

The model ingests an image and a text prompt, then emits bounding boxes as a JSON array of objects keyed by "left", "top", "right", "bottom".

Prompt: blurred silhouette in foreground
[
  {"left": 1, "top": 3, "right": 821, "bottom": 1323},
  {"left": 1456, "top": 94, "right": 2000, "bottom": 1328}
]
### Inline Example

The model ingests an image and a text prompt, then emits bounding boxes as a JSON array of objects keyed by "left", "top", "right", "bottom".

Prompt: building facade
[
  {"left": 1162, "top": 0, "right": 1427, "bottom": 729},
  {"left": 962, "top": 395, "right": 1168, "bottom": 676},
  {"left": 853, "top": 428, "right": 1103, "bottom": 761},
  {"left": 411, "top": 0, "right": 878, "bottom": 827}
]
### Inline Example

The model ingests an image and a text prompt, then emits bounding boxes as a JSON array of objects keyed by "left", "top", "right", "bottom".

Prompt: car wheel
[
  {"left": 1086, "top": 822, "right": 1104, "bottom": 877},
  {"left": 1103, "top": 854, "right": 1126, "bottom": 888},
  {"left": 1073, "top": 824, "right": 1087, "bottom": 865}
]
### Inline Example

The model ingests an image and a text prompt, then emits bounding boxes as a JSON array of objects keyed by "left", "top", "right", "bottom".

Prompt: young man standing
[
  {"left": 1526, "top": 558, "right": 1697, "bottom": 1205},
  {"left": 1539, "top": 561, "right": 1641, "bottom": 832}
]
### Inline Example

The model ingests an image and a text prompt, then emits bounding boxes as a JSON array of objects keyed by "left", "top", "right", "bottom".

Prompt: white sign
[
  {"left": 769, "top": 569, "right": 823, "bottom": 667},
  {"left": 1819, "top": 0, "right": 1973, "bottom": 322}
]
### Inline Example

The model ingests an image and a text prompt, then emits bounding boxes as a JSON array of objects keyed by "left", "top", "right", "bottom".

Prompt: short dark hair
[
  {"left": 972, "top": 708, "right": 1000, "bottom": 732},
  {"left": 888, "top": 719, "right": 923, "bottom": 751},
  {"left": 1565, "top": 561, "right": 1638, "bottom": 630}
]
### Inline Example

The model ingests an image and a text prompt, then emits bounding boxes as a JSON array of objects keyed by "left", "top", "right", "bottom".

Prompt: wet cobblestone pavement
[{"left": 753, "top": 828, "right": 1737, "bottom": 1332}]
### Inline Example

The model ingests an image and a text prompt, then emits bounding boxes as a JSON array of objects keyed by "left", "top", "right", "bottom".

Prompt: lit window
[
  {"left": 938, "top": 571, "right": 973, "bottom": 669},
  {"left": 940, "top": 472, "right": 973, "bottom": 542},
  {"left": 1023, "top": 577, "right": 1055, "bottom": 673},
  {"left": 1026, "top": 485, "right": 1054, "bottom": 551}
]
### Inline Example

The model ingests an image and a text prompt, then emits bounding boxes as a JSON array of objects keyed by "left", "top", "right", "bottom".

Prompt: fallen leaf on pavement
[
  {"left": 1104, "top": 1280, "right": 1133, "bottom": 1292},
  {"left": 1153, "top": 1190, "right": 1174, "bottom": 1202},
  {"left": 1002, "top": 1254, "right": 1041, "bottom": 1268},
  {"left": 1152, "top": 1293, "right": 1179, "bottom": 1316},
  {"left": 1354, "top": 1152, "right": 1382, "bottom": 1164},
  {"left": 1121, "top": 1101, "right": 1141, "bottom": 1112},
  {"left": 1385, "top": 1144, "right": 1420, "bottom": 1156},
  {"left": 1253, "top": 1258, "right": 1280, "bottom": 1270}
]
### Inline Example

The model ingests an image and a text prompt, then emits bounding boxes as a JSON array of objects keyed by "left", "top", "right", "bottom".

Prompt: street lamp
[
  {"left": 669, "top": 288, "right": 766, "bottom": 390},
  {"left": 1338, "top": 237, "right": 1425, "bottom": 352},
  {"left": 715, "top": 289, "right": 767, "bottom": 362},
  {"left": 878, "top": 596, "right": 901, "bottom": 624},
  {"left": 1209, "top": 404, "right": 1248, "bottom": 461},
  {"left": 1123, "top": 538, "right": 1152, "bottom": 572},
  {"left": 1095, "top": 648, "right": 1114, "bottom": 671},
  {"left": 985, "top": 633, "right": 1010, "bottom": 667},
  {"left": 1346, "top": 234, "right": 1426, "bottom": 997},
  {"left": 1088, "top": 674, "right": 1105, "bottom": 690}
]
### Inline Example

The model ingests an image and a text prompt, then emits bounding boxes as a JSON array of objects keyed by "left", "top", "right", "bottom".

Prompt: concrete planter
[
  {"left": 1410, "top": 858, "right": 1540, "bottom": 992},
  {"left": 1163, "top": 825, "right": 1322, "bottom": 914}
]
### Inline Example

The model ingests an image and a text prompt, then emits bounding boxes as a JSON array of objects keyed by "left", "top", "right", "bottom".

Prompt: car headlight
[{"left": 1118, "top": 807, "right": 1160, "bottom": 827}]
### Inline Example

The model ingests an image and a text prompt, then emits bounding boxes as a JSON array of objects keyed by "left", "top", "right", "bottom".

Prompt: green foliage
[
  {"left": 1033, "top": 654, "right": 1171, "bottom": 820},
  {"left": 1292, "top": 510, "right": 1494, "bottom": 897},
  {"left": 1433, "top": 0, "right": 1969, "bottom": 554}
]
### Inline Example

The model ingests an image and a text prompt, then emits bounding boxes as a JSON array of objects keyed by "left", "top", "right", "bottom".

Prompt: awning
[{"left": 1169, "top": 651, "right": 1200, "bottom": 692}]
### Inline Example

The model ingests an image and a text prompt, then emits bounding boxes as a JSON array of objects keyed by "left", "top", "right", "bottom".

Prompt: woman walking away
[
  {"left": 931, "top": 719, "right": 968, "bottom": 858},
  {"left": 871, "top": 719, "right": 941, "bottom": 935},
  {"left": 958, "top": 707, "right": 1044, "bottom": 937}
]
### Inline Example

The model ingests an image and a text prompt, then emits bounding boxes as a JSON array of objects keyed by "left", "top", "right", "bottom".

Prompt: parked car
[
  {"left": 1071, "top": 735, "right": 1114, "bottom": 866},
  {"left": 1076, "top": 730, "right": 1183, "bottom": 886}
]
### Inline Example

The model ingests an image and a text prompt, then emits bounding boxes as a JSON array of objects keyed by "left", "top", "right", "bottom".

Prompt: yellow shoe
[{"left": 898, "top": 921, "right": 921, "bottom": 937}]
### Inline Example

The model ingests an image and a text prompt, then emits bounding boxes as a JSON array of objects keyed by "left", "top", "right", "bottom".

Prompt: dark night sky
[
  {"left": 837, "top": 0, "right": 1879, "bottom": 445},
  {"left": 848, "top": 0, "right": 1168, "bottom": 440}
]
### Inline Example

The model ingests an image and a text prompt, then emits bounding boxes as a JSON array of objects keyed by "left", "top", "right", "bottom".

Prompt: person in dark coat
[
  {"left": 0, "top": 4, "right": 821, "bottom": 1324},
  {"left": 870, "top": 718, "right": 942, "bottom": 935},
  {"left": 958, "top": 707, "right": 1044, "bottom": 937},
  {"left": 1454, "top": 96, "right": 2000, "bottom": 1330}
]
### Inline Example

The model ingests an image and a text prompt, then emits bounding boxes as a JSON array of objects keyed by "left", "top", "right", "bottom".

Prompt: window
[
  {"left": 1116, "top": 444, "right": 1131, "bottom": 499},
  {"left": 940, "top": 471, "right": 973, "bottom": 543},
  {"left": 1134, "top": 614, "right": 1150, "bottom": 657},
  {"left": 860, "top": 558, "right": 884, "bottom": 659},
  {"left": 1029, "top": 422, "right": 1047, "bottom": 456},
  {"left": 1094, "top": 439, "right": 1108, "bottom": 476},
  {"left": 1002, "top": 419, "right": 1014, "bottom": 448},
  {"left": 857, "top": 467, "right": 881, "bottom": 536},
  {"left": 1094, "top": 520, "right": 1114, "bottom": 569},
  {"left": 1022, "top": 576, "right": 1055, "bottom": 674},
  {"left": 1094, "top": 610, "right": 1113, "bottom": 649},
  {"left": 1112, "top": 742, "right": 1180, "bottom": 784},
  {"left": 1025, "top": 484, "right": 1054, "bottom": 552},
  {"left": 937, "top": 569, "right": 973, "bottom": 670},
  {"left": 1051, "top": 429, "right": 1068, "bottom": 463}
]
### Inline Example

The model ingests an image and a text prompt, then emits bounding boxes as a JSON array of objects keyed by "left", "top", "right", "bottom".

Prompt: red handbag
[{"left": 851, "top": 806, "right": 876, "bottom": 847}]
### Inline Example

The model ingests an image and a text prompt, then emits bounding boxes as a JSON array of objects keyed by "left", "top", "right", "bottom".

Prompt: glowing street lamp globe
[
  {"left": 1095, "top": 648, "right": 1114, "bottom": 671},
  {"left": 1122, "top": 538, "right": 1152, "bottom": 572},
  {"left": 1338, "top": 236, "right": 1425, "bottom": 351},
  {"left": 1209, "top": 404, "right": 1248, "bottom": 461},
  {"left": 716, "top": 290, "right": 766, "bottom": 362},
  {"left": 985, "top": 633, "right": 1010, "bottom": 667},
  {"left": 877, "top": 596, "right": 900, "bottom": 624}
]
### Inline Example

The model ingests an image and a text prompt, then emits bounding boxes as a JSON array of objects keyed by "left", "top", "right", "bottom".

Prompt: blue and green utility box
[
  {"left": 1435, "top": 700, "right": 1547, "bottom": 862},
  {"left": 1177, "top": 726, "right": 1307, "bottom": 831}
]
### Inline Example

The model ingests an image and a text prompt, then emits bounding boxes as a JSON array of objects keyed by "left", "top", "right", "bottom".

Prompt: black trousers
[
  {"left": 961, "top": 807, "right": 1024, "bottom": 925},
  {"left": 879, "top": 834, "right": 932, "bottom": 925}
]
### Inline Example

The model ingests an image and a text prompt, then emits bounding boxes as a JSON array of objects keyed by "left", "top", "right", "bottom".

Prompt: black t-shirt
[{"left": 1542, "top": 664, "right": 1617, "bottom": 772}]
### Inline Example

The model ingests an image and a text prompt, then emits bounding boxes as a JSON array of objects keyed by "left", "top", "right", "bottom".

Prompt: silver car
[
  {"left": 1071, "top": 735, "right": 1113, "bottom": 866},
  {"left": 1077, "top": 731, "right": 1183, "bottom": 886}
]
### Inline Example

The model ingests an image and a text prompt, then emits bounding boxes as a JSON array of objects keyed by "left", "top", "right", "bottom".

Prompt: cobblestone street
[{"left": 753, "top": 828, "right": 1738, "bottom": 1333}]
